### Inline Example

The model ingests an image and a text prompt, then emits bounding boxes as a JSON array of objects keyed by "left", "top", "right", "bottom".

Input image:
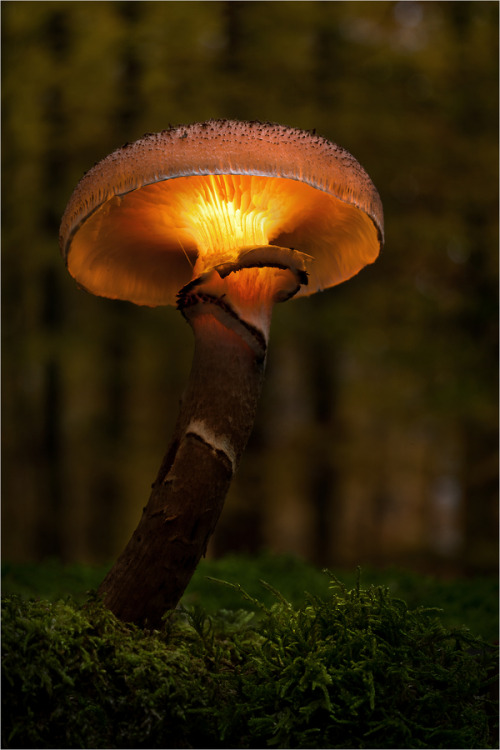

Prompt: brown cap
[{"left": 60, "top": 119, "right": 384, "bottom": 307}]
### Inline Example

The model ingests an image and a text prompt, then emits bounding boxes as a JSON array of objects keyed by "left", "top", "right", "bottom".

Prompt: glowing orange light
[
  {"left": 150, "top": 173, "right": 321, "bottom": 273},
  {"left": 182, "top": 175, "right": 269, "bottom": 271},
  {"left": 188, "top": 262, "right": 303, "bottom": 340},
  {"left": 65, "top": 170, "right": 378, "bottom": 308}
]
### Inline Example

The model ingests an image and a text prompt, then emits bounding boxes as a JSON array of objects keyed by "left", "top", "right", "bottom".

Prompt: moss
[
  {"left": 2, "top": 573, "right": 497, "bottom": 749},
  {"left": 226, "top": 576, "right": 498, "bottom": 748},
  {"left": 3, "top": 555, "right": 498, "bottom": 642},
  {"left": 2, "top": 597, "right": 202, "bottom": 748}
]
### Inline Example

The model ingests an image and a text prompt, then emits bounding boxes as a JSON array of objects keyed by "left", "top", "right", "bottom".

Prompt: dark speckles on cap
[{"left": 60, "top": 118, "right": 384, "bottom": 263}]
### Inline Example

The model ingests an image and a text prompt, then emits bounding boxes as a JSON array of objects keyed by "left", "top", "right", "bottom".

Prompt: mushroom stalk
[{"left": 98, "top": 257, "right": 305, "bottom": 626}]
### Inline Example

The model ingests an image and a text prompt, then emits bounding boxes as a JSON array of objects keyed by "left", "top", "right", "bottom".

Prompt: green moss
[
  {"left": 184, "top": 554, "right": 499, "bottom": 643},
  {"left": 2, "top": 573, "right": 497, "bottom": 749},
  {"left": 2, "top": 595, "right": 227, "bottom": 749},
  {"left": 3, "top": 554, "right": 498, "bottom": 642},
  {"left": 227, "top": 576, "right": 498, "bottom": 749}
]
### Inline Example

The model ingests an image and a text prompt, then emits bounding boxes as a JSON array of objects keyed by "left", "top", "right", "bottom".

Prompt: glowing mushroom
[{"left": 60, "top": 119, "right": 384, "bottom": 626}]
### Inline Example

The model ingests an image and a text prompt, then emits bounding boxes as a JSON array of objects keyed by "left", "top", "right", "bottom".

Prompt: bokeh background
[{"left": 2, "top": 1, "right": 498, "bottom": 575}]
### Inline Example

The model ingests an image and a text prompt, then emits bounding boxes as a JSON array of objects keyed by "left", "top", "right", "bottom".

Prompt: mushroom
[{"left": 60, "top": 119, "right": 384, "bottom": 626}]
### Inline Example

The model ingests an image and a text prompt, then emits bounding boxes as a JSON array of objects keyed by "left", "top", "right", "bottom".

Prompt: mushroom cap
[{"left": 60, "top": 119, "right": 384, "bottom": 307}]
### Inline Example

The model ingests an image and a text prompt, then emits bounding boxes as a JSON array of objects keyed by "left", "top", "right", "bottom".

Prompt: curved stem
[
  {"left": 98, "top": 255, "right": 308, "bottom": 627},
  {"left": 98, "top": 304, "right": 267, "bottom": 626}
]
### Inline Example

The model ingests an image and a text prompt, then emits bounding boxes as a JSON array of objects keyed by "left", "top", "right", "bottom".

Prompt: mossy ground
[{"left": 2, "top": 556, "right": 498, "bottom": 749}]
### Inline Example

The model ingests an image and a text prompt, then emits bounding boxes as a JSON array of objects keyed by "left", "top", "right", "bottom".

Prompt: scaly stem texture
[{"left": 98, "top": 310, "right": 266, "bottom": 626}]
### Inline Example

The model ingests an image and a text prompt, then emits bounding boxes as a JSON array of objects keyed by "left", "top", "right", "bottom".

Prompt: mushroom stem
[{"left": 98, "top": 258, "right": 306, "bottom": 626}]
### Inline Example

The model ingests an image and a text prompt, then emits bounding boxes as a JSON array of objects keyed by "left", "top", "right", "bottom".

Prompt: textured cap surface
[{"left": 60, "top": 119, "right": 384, "bottom": 306}]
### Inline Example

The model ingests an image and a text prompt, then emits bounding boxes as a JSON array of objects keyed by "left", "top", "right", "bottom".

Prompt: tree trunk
[{"left": 98, "top": 305, "right": 266, "bottom": 627}]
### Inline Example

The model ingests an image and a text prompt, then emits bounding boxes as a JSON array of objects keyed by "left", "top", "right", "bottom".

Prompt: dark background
[{"left": 2, "top": 1, "right": 498, "bottom": 574}]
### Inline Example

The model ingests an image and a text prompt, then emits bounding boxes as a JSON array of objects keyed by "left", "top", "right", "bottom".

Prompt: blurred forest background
[{"left": 2, "top": 1, "right": 498, "bottom": 575}]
